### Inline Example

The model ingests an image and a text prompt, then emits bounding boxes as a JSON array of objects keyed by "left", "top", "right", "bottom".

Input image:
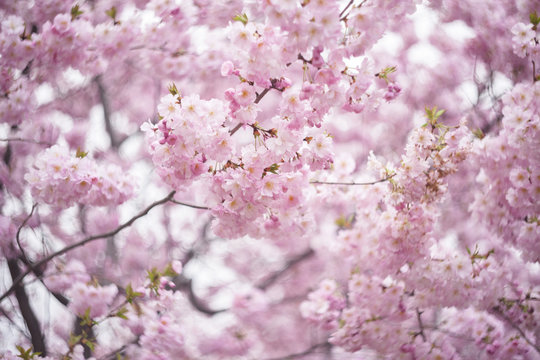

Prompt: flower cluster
[
  {"left": 511, "top": 22, "right": 539, "bottom": 58},
  {"left": 300, "top": 279, "right": 345, "bottom": 332},
  {"left": 67, "top": 281, "right": 118, "bottom": 318},
  {"left": 143, "top": 94, "right": 233, "bottom": 189},
  {"left": 329, "top": 275, "right": 409, "bottom": 354},
  {"left": 472, "top": 81, "right": 540, "bottom": 262},
  {"left": 25, "top": 145, "right": 135, "bottom": 207}
]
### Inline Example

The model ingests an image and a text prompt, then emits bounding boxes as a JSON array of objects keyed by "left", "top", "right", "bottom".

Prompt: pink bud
[
  {"left": 221, "top": 61, "right": 235, "bottom": 76},
  {"left": 171, "top": 260, "right": 183, "bottom": 274}
]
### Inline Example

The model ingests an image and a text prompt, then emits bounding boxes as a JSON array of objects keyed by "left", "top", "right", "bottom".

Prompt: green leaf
[
  {"left": 530, "top": 11, "right": 540, "bottom": 27},
  {"left": 262, "top": 163, "right": 280, "bottom": 177},
  {"left": 79, "top": 308, "right": 96, "bottom": 327},
  {"left": 232, "top": 13, "right": 249, "bottom": 25},
  {"left": 82, "top": 338, "right": 95, "bottom": 351},
  {"left": 76, "top": 148, "right": 88, "bottom": 158},
  {"left": 68, "top": 334, "right": 83, "bottom": 347},
  {"left": 125, "top": 283, "right": 143, "bottom": 304},
  {"left": 424, "top": 105, "right": 446, "bottom": 126},
  {"left": 16, "top": 346, "right": 40, "bottom": 359},
  {"left": 146, "top": 267, "right": 161, "bottom": 295},
  {"left": 71, "top": 5, "right": 84, "bottom": 21},
  {"left": 106, "top": 6, "right": 117, "bottom": 21},
  {"left": 375, "top": 66, "right": 397, "bottom": 82},
  {"left": 162, "top": 263, "right": 179, "bottom": 277},
  {"left": 472, "top": 128, "right": 484, "bottom": 139},
  {"left": 168, "top": 83, "right": 180, "bottom": 97},
  {"left": 115, "top": 306, "right": 129, "bottom": 319}
]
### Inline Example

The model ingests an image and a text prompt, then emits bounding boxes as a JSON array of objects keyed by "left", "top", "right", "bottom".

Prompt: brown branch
[
  {"left": 264, "top": 342, "right": 331, "bottom": 360},
  {"left": 339, "top": 0, "right": 354, "bottom": 18},
  {"left": 18, "top": 255, "right": 69, "bottom": 306},
  {"left": 0, "top": 191, "right": 176, "bottom": 304},
  {"left": 15, "top": 204, "right": 37, "bottom": 264},
  {"left": 415, "top": 308, "right": 426, "bottom": 342},
  {"left": 95, "top": 75, "right": 119, "bottom": 149},
  {"left": 340, "top": 0, "right": 367, "bottom": 21},
  {"left": 0, "top": 138, "right": 53, "bottom": 146},
  {"left": 229, "top": 86, "right": 273, "bottom": 136},
  {"left": 176, "top": 277, "right": 225, "bottom": 316},
  {"left": 492, "top": 306, "right": 540, "bottom": 354},
  {"left": 98, "top": 344, "right": 127, "bottom": 360},
  {"left": 7, "top": 258, "right": 46, "bottom": 356},
  {"left": 169, "top": 199, "right": 210, "bottom": 210},
  {"left": 255, "top": 87, "right": 271, "bottom": 104},
  {"left": 74, "top": 316, "right": 95, "bottom": 359},
  {"left": 257, "top": 248, "right": 315, "bottom": 290},
  {"left": 310, "top": 174, "right": 395, "bottom": 186}
]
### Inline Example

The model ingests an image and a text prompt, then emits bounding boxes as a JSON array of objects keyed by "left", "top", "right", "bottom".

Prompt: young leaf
[
  {"left": 71, "top": 5, "right": 84, "bottom": 21},
  {"left": 233, "top": 13, "right": 249, "bottom": 25}
]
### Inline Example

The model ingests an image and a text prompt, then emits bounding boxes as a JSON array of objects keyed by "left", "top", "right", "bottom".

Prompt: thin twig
[
  {"left": 255, "top": 87, "right": 271, "bottom": 104},
  {"left": 169, "top": 199, "right": 210, "bottom": 210},
  {"left": 0, "top": 191, "right": 176, "bottom": 304},
  {"left": 0, "top": 138, "right": 53, "bottom": 146},
  {"left": 176, "top": 277, "right": 225, "bottom": 316},
  {"left": 492, "top": 306, "right": 540, "bottom": 354},
  {"left": 15, "top": 204, "right": 37, "bottom": 264},
  {"left": 7, "top": 259, "right": 47, "bottom": 355},
  {"left": 95, "top": 75, "right": 119, "bottom": 149},
  {"left": 257, "top": 248, "right": 315, "bottom": 290},
  {"left": 229, "top": 87, "right": 273, "bottom": 136},
  {"left": 264, "top": 342, "right": 331, "bottom": 360},
  {"left": 18, "top": 255, "right": 69, "bottom": 306},
  {"left": 416, "top": 308, "right": 426, "bottom": 342},
  {"left": 339, "top": 0, "right": 354, "bottom": 18},
  {"left": 310, "top": 174, "right": 395, "bottom": 186}
]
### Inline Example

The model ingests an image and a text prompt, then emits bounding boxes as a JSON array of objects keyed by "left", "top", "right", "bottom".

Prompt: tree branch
[
  {"left": 176, "top": 277, "right": 225, "bottom": 316},
  {"left": 95, "top": 75, "right": 119, "bottom": 149},
  {"left": 229, "top": 86, "right": 273, "bottom": 136},
  {"left": 18, "top": 255, "right": 69, "bottom": 306},
  {"left": 15, "top": 204, "right": 37, "bottom": 265},
  {"left": 169, "top": 199, "right": 210, "bottom": 210},
  {"left": 492, "top": 306, "right": 540, "bottom": 354},
  {"left": 310, "top": 174, "right": 395, "bottom": 186},
  {"left": 415, "top": 308, "right": 426, "bottom": 342},
  {"left": 0, "top": 138, "right": 53, "bottom": 146},
  {"left": 264, "top": 342, "right": 331, "bottom": 360},
  {"left": 7, "top": 258, "right": 46, "bottom": 356},
  {"left": 257, "top": 248, "right": 315, "bottom": 290},
  {"left": 0, "top": 191, "right": 176, "bottom": 304},
  {"left": 339, "top": 0, "right": 354, "bottom": 18}
]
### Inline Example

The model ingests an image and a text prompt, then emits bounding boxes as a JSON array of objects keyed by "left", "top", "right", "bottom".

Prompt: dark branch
[
  {"left": 169, "top": 199, "right": 210, "bottom": 210},
  {"left": 415, "top": 308, "right": 426, "bottom": 342},
  {"left": 264, "top": 342, "right": 331, "bottom": 360},
  {"left": 254, "top": 87, "right": 271, "bottom": 104},
  {"left": 339, "top": 0, "right": 354, "bottom": 18},
  {"left": 257, "top": 248, "right": 315, "bottom": 290},
  {"left": 0, "top": 191, "right": 176, "bottom": 304},
  {"left": 95, "top": 75, "right": 119, "bottom": 149},
  {"left": 15, "top": 204, "right": 37, "bottom": 264},
  {"left": 74, "top": 316, "right": 95, "bottom": 359},
  {"left": 492, "top": 306, "right": 540, "bottom": 354},
  {"left": 229, "top": 86, "right": 273, "bottom": 136},
  {"left": 7, "top": 258, "right": 46, "bottom": 356},
  {"left": 176, "top": 277, "right": 225, "bottom": 316},
  {"left": 0, "top": 138, "right": 53, "bottom": 146},
  {"left": 310, "top": 174, "right": 395, "bottom": 186},
  {"left": 18, "top": 255, "right": 69, "bottom": 306}
]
